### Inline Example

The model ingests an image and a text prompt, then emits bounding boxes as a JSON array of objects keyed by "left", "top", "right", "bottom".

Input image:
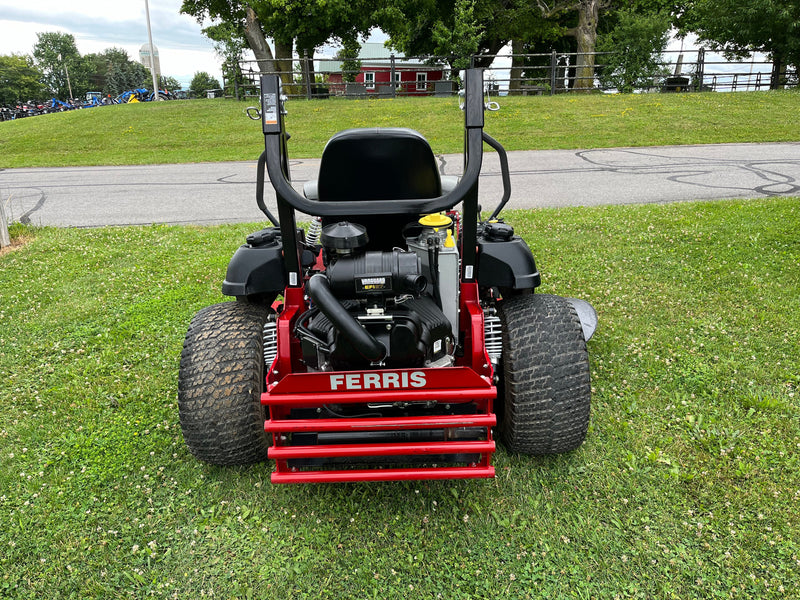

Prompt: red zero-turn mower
[{"left": 178, "top": 69, "right": 598, "bottom": 484}]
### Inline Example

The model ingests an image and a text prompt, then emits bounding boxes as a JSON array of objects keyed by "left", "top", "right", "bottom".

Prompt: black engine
[{"left": 297, "top": 222, "right": 454, "bottom": 371}]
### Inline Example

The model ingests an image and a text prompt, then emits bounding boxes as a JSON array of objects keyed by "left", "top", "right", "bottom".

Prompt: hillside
[{"left": 1, "top": 89, "right": 799, "bottom": 168}]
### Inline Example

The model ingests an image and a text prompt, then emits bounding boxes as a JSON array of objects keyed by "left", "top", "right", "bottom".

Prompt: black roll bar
[
  {"left": 255, "top": 150, "right": 280, "bottom": 227},
  {"left": 260, "top": 69, "right": 486, "bottom": 218},
  {"left": 259, "top": 68, "right": 489, "bottom": 284},
  {"left": 482, "top": 132, "right": 512, "bottom": 221}
]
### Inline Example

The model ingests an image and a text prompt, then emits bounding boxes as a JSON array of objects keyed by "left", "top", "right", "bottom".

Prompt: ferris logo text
[{"left": 329, "top": 371, "right": 426, "bottom": 391}]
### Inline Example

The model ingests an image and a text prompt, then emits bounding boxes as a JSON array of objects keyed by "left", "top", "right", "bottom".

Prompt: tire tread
[
  {"left": 498, "top": 293, "right": 591, "bottom": 455},
  {"left": 178, "top": 302, "right": 270, "bottom": 465}
]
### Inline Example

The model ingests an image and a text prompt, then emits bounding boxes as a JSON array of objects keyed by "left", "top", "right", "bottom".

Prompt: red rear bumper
[{"left": 263, "top": 366, "right": 496, "bottom": 483}]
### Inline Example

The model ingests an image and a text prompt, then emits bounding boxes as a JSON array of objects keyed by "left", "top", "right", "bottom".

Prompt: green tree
[
  {"left": 679, "top": 0, "right": 800, "bottom": 88},
  {"left": 0, "top": 54, "right": 47, "bottom": 104},
  {"left": 189, "top": 71, "right": 222, "bottom": 97},
  {"left": 431, "top": 0, "right": 482, "bottom": 70},
  {"left": 524, "top": 0, "right": 609, "bottom": 91},
  {"left": 32, "top": 32, "right": 84, "bottom": 99},
  {"left": 181, "top": 0, "right": 376, "bottom": 82},
  {"left": 203, "top": 22, "right": 246, "bottom": 97},
  {"left": 159, "top": 75, "right": 182, "bottom": 91},
  {"left": 182, "top": 0, "right": 288, "bottom": 79},
  {"left": 377, "top": 0, "right": 561, "bottom": 70},
  {"left": 597, "top": 8, "right": 671, "bottom": 92},
  {"left": 106, "top": 62, "right": 150, "bottom": 96},
  {"left": 337, "top": 34, "right": 362, "bottom": 83},
  {"left": 83, "top": 48, "right": 149, "bottom": 97},
  {"left": 83, "top": 52, "right": 110, "bottom": 91},
  {"left": 377, "top": 0, "right": 489, "bottom": 67},
  {"left": 523, "top": 0, "right": 676, "bottom": 91}
]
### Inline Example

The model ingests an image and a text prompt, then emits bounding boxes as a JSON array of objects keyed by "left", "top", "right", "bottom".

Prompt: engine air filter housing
[{"left": 320, "top": 221, "right": 369, "bottom": 254}]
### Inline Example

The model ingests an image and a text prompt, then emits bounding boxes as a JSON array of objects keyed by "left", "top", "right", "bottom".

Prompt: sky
[
  {"left": 0, "top": 0, "right": 223, "bottom": 89},
  {"left": 0, "top": 2, "right": 767, "bottom": 93}
]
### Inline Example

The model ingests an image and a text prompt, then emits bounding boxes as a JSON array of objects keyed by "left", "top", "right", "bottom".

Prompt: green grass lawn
[
  {"left": 1, "top": 89, "right": 799, "bottom": 168},
  {"left": 1, "top": 198, "right": 798, "bottom": 598}
]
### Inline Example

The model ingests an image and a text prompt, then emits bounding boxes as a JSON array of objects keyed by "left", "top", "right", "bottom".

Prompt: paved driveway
[{"left": 2, "top": 142, "right": 799, "bottom": 227}]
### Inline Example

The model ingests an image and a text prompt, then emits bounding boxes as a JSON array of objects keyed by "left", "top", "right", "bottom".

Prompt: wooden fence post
[
  {"left": 0, "top": 200, "right": 11, "bottom": 248},
  {"left": 695, "top": 48, "right": 705, "bottom": 91}
]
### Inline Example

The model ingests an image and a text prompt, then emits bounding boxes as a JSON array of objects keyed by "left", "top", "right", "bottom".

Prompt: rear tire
[
  {"left": 178, "top": 302, "right": 270, "bottom": 465},
  {"left": 496, "top": 293, "right": 591, "bottom": 455}
]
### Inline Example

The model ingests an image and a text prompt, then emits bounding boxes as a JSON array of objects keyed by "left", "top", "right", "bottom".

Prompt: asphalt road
[{"left": 2, "top": 142, "right": 799, "bottom": 228}]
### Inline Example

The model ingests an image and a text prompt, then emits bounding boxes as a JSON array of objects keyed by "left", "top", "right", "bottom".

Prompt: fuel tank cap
[{"left": 419, "top": 213, "right": 453, "bottom": 228}]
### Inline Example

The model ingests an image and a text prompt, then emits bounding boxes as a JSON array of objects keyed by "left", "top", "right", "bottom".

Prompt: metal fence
[{"left": 226, "top": 49, "right": 797, "bottom": 100}]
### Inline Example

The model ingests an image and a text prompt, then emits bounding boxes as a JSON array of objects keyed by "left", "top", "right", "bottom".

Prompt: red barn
[{"left": 320, "top": 43, "right": 449, "bottom": 97}]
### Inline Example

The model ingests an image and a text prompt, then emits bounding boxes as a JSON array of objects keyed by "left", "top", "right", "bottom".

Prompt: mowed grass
[
  {"left": 1, "top": 198, "right": 799, "bottom": 598},
  {"left": 1, "top": 88, "right": 799, "bottom": 168}
]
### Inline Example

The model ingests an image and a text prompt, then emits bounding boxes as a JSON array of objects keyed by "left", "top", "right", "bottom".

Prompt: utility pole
[
  {"left": 58, "top": 53, "right": 73, "bottom": 101},
  {"left": 144, "top": 0, "right": 161, "bottom": 100}
]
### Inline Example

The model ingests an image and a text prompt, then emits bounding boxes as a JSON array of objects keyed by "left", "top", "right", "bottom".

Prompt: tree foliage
[
  {"left": 159, "top": 75, "right": 183, "bottom": 91},
  {"left": 182, "top": 0, "right": 375, "bottom": 65},
  {"left": 597, "top": 8, "right": 671, "bottom": 92},
  {"left": 29, "top": 34, "right": 181, "bottom": 101},
  {"left": 336, "top": 34, "right": 363, "bottom": 83},
  {"left": 679, "top": 0, "right": 800, "bottom": 76},
  {"left": 0, "top": 54, "right": 47, "bottom": 104},
  {"left": 204, "top": 22, "right": 247, "bottom": 96},
  {"left": 32, "top": 32, "right": 83, "bottom": 99},
  {"left": 190, "top": 71, "right": 222, "bottom": 97},
  {"left": 376, "top": 0, "right": 533, "bottom": 67},
  {"left": 261, "top": 0, "right": 374, "bottom": 53},
  {"left": 84, "top": 48, "right": 150, "bottom": 97},
  {"left": 431, "top": 0, "right": 482, "bottom": 70},
  {"left": 204, "top": 21, "right": 247, "bottom": 66}
]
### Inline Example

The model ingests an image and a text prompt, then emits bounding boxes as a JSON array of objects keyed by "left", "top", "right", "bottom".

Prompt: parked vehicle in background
[
  {"left": 1, "top": 101, "right": 50, "bottom": 120},
  {"left": 1, "top": 86, "right": 183, "bottom": 122},
  {"left": 85, "top": 91, "right": 103, "bottom": 105},
  {"left": 116, "top": 88, "right": 177, "bottom": 103}
]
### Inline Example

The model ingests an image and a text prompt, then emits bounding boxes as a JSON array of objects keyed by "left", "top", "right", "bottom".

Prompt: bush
[{"left": 189, "top": 71, "right": 222, "bottom": 98}]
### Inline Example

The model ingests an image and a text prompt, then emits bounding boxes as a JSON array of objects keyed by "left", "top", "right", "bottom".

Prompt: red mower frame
[
  {"left": 257, "top": 69, "right": 497, "bottom": 483},
  {"left": 263, "top": 283, "right": 497, "bottom": 483}
]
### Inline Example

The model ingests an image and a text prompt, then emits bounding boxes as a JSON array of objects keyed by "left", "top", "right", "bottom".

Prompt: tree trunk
[
  {"left": 303, "top": 48, "right": 317, "bottom": 90},
  {"left": 275, "top": 39, "right": 293, "bottom": 86},
  {"left": 770, "top": 52, "right": 784, "bottom": 90},
  {"left": 567, "top": 0, "right": 600, "bottom": 92},
  {"left": 509, "top": 39, "right": 524, "bottom": 95},
  {"left": 244, "top": 6, "right": 276, "bottom": 74}
]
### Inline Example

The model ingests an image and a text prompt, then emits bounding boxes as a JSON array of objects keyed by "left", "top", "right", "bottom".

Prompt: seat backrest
[{"left": 317, "top": 128, "right": 442, "bottom": 202}]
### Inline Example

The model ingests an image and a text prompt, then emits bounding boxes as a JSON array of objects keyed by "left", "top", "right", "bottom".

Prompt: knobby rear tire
[
  {"left": 497, "top": 293, "right": 591, "bottom": 455},
  {"left": 178, "top": 302, "right": 270, "bottom": 465}
]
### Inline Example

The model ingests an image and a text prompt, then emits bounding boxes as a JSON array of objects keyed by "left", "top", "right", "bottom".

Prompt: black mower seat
[
  {"left": 305, "top": 128, "right": 444, "bottom": 250},
  {"left": 316, "top": 128, "right": 442, "bottom": 202}
]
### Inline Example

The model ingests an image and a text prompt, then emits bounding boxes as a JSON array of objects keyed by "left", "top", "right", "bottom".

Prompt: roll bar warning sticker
[{"left": 261, "top": 92, "right": 278, "bottom": 125}]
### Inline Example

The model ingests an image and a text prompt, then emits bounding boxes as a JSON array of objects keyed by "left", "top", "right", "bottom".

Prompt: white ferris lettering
[{"left": 329, "top": 371, "right": 427, "bottom": 390}]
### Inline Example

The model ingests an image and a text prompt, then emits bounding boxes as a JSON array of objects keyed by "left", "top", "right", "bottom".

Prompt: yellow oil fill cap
[{"left": 419, "top": 213, "right": 453, "bottom": 228}]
